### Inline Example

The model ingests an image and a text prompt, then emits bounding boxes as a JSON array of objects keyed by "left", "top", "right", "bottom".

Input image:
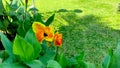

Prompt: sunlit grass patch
[{"left": 35, "top": 0, "right": 120, "bottom": 67}]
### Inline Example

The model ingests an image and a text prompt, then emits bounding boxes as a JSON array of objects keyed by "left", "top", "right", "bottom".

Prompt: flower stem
[{"left": 55, "top": 47, "right": 59, "bottom": 60}]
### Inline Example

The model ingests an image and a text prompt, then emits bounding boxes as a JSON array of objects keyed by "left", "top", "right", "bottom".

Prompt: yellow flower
[
  {"left": 54, "top": 32, "right": 62, "bottom": 47},
  {"left": 32, "top": 22, "right": 54, "bottom": 43}
]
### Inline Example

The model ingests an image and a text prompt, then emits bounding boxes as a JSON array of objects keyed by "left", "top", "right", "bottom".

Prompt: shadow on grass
[
  {"left": 40, "top": 8, "right": 82, "bottom": 14},
  {"left": 58, "top": 12, "right": 120, "bottom": 67}
]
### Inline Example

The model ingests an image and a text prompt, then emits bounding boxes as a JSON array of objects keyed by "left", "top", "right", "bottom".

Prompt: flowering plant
[
  {"left": 0, "top": 0, "right": 96, "bottom": 68},
  {"left": 32, "top": 22, "right": 62, "bottom": 47}
]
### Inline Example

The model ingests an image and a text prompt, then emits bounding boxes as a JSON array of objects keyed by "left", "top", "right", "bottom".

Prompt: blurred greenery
[{"left": 0, "top": 0, "right": 119, "bottom": 68}]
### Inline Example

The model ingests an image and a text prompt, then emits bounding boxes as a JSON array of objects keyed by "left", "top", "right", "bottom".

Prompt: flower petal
[
  {"left": 54, "top": 32, "right": 62, "bottom": 47},
  {"left": 32, "top": 22, "right": 45, "bottom": 43},
  {"left": 32, "top": 22, "right": 45, "bottom": 33},
  {"left": 44, "top": 27, "right": 54, "bottom": 42},
  {"left": 36, "top": 31, "right": 44, "bottom": 43}
]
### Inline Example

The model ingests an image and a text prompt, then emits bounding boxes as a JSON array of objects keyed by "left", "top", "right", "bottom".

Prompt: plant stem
[{"left": 55, "top": 47, "right": 59, "bottom": 60}]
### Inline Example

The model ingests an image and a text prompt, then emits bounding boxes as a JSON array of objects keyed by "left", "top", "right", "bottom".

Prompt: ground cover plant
[{"left": 0, "top": 0, "right": 120, "bottom": 68}]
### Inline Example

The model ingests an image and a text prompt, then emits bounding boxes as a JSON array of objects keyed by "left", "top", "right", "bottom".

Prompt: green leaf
[
  {"left": 78, "top": 61, "right": 87, "bottom": 68},
  {"left": 13, "top": 35, "right": 35, "bottom": 61},
  {"left": 17, "top": 23, "right": 26, "bottom": 37},
  {"left": 85, "top": 62, "right": 95, "bottom": 68},
  {"left": 24, "top": 29, "right": 41, "bottom": 58},
  {"left": 25, "top": 60, "right": 43, "bottom": 68},
  {"left": 39, "top": 49, "right": 56, "bottom": 65},
  {"left": 0, "top": 0, "right": 4, "bottom": 15},
  {"left": 67, "top": 57, "right": 78, "bottom": 67},
  {"left": 109, "top": 48, "right": 113, "bottom": 57},
  {"left": 17, "top": 6, "right": 24, "bottom": 15},
  {"left": 10, "top": 0, "right": 19, "bottom": 10},
  {"left": 102, "top": 54, "right": 111, "bottom": 68},
  {"left": 40, "top": 40, "right": 49, "bottom": 54},
  {"left": 45, "top": 14, "right": 55, "bottom": 26},
  {"left": 3, "top": 56, "right": 15, "bottom": 63},
  {"left": 109, "top": 41, "right": 120, "bottom": 68},
  {"left": 47, "top": 60, "right": 62, "bottom": 68},
  {"left": 115, "top": 41, "right": 120, "bottom": 56},
  {"left": 33, "top": 13, "right": 44, "bottom": 23},
  {"left": 17, "top": 13, "right": 31, "bottom": 37},
  {"left": 75, "top": 51, "right": 85, "bottom": 62},
  {"left": 2, "top": 0, "right": 10, "bottom": 12},
  {"left": 0, "top": 33, "right": 13, "bottom": 56},
  {"left": 0, "top": 63, "right": 28, "bottom": 68},
  {"left": 57, "top": 53, "right": 67, "bottom": 68}
]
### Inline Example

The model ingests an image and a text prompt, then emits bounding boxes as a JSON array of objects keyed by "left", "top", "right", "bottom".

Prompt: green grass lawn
[{"left": 34, "top": 0, "right": 120, "bottom": 67}]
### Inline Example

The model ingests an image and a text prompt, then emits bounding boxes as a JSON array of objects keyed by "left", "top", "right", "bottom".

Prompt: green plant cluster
[
  {"left": 0, "top": 0, "right": 95, "bottom": 68},
  {"left": 0, "top": 0, "right": 46, "bottom": 39},
  {"left": 0, "top": 0, "right": 120, "bottom": 68},
  {"left": 0, "top": 30, "right": 95, "bottom": 68}
]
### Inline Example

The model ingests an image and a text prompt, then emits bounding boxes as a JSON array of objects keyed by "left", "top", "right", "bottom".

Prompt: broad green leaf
[
  {"left": 109, "top": 48, "right": 113, "bottom": 57},
  {"left": 33, "top": 13, "right": 44, "bottom": 23},
  {"left": 85, "top": 62, "right": 95, "bottom": 68},
  {"left": 17, "top": 6, "right": 24, "bottom": 15},
  {"left": 78, "top": 61, "right": 87, "bottom": 68},
  {"left": 0, "top": 50, "right": 16, "bottom": 63},
  {"left": 0, "top": 33, "right": 13, "bottom": 56},
  {"left": 2, "top": 0, "right": 10, "bottom": 12},
  {"left": 25, "top": 29, "right": 41, "bottom": 58},
  {"left": 13, "top": 35, "right": 35, "bottom": 61},
  {"left": 3, "top": 56, "right": 15, "bottom": 63},
  {"left": 57, "top": 53, "right": 67, "bottom": 68},
  {"left": 25, "top": 60, "right": 43, "bottom": 68},
  {"left": 109, "top": 41, "right": 120, "bottom": 68},
  {"left": 0, "top": 63, "right": 28, "bottom": 68},
  {"left": 11, "top": 0, "right": 18, "bottom": 6},
  {"left": 10, "top": 0, "right": 19, "bottom": 10},
  {"left": 75, "top": 51, "right": 85, "bottom": 62},
  {"left": 40, "top": 40, "right": 48, "bottom": 53},
  {"left": 47, "top": 60, "right": 62, "bottom": 68},
  {"left": 0, "top": 0, "right": 4, "bottom": 15},
  {"left": 39, "top": 49, "right": 56, "bottom": 65},
  {"left": 17, "top": 23, "right": 26, "bottom": 37},
  {"left": 115, "top": 41, "right": 120, "bottom": 56},
  {"left": 45, "top": 14, "right": 55, "bottom": 26},
  {"left": 67, "top": 57, "right": 78, "bottom": 67},
  {"left": 102, "top": 54, "right": 111, "bottom": 68},
  {"left": 17, "top": 13, "right": 31, "bottom": 37}
]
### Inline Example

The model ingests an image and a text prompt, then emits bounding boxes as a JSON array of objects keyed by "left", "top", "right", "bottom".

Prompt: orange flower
[
  {"left": 54, "top": 32, "right": 62, "bottom": 47},
  {"left": 32, "top": 22, "right": 45, "bottom": 33},
  {"left": 44, "top": 27, "right": 54, "bottom": 42},
  {"left": 32, "top": 22, "right": 54, "bottom": 43},
  {"left": 36, "top": 31, "right": 44, "bottom": 42}
]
